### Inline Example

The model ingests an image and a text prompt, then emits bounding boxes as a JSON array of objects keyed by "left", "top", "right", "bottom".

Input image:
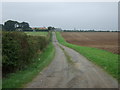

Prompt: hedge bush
[{"left": 2, "top": 31, "right": 49, "bottom": 77}]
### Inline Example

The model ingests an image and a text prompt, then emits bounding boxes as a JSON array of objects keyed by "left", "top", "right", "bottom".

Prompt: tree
[
  {"left": 48, "top": 26, "right": 55, "bottom": 31},
  {"left": 20, "top": 22, "right": 30, "bottom": 30},
  {"left": 4, "top": 20, "right": 19, "bottom": 31},
  {"left": 3, "top": 20, "right": 30, "bottom": 31}
]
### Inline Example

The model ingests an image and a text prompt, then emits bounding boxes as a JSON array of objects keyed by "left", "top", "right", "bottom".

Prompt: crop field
[
  {"left": 61, "top": 32, "right": 119, "bottom": 54},
  {"left": 25, "top": 32, "right": 48, "bottom": 36}
]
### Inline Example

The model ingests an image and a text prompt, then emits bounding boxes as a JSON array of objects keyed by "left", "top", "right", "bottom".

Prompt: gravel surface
[{"left": 25, "top": 32, "right": 118, "bottom": 88}]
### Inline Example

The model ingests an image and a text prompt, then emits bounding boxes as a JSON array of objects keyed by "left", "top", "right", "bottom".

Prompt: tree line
[
  {"left": 1, "top": 20, "right": 57, "bottom": 31},
  {"left": 63, "top": 30, "right": 119, "bottom": 32},
  {"left": 2, "top": 20, "right": 31, "bottom": 31}
]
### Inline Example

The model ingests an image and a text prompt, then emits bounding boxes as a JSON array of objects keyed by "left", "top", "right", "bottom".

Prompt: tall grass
[{"left": 56, "top": 32, "right": 119, "bottom": 81}]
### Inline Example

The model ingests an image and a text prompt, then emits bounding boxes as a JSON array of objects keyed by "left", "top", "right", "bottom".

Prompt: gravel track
[{"left": 25, "top": 32, "right": 118, "bottom": 88}]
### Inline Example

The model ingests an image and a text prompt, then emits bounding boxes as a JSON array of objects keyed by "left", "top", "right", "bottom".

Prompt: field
[
  {"left": 61, "top": 32, "right": 119, "bottom": 54},
  {"left": 25, "top": 32, "right": 48, "bottom": 36}
]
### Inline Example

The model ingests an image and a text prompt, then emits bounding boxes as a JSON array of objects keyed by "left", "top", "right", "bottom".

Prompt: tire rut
[{"left": 24, "top": 32, "right": 118, "bottom": 88}]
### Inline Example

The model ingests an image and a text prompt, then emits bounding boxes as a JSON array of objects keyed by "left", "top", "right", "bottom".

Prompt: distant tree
[
  {"left": 52, "top": 27, "right": 55, "bottom": 30},
  {"left": 20, "top": 22, "right": 30, "bottom": 30},
  {"left": 4, "top": 20, "right": 18, "bottom": 31},
  {"left": 48, "top": 26, "right": 52, "bottom": 30},
  {"left": 3, "top": 20, "right": 30, "bottom": 31},
  {"left": 48, "top": 26, "right": 55, "bottom": 31}
]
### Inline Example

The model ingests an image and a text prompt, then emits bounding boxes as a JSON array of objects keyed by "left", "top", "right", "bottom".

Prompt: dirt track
[{"left": 25, "top": 32, "right": 118, "bottom": 88}]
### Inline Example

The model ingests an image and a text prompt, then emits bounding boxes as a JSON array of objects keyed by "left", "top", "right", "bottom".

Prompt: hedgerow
[{"left": 2, "top": 31, "right": 49, "bottom": 77}]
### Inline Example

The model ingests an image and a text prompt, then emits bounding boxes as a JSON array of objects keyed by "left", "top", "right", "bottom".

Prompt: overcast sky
[{"left": 2, "top": 2, "right": 118, "bottom": 30}]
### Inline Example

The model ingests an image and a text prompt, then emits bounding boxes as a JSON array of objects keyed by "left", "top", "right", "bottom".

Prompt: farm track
[{"left": 25, "top": 32, "right": 118, "bottom": 88}]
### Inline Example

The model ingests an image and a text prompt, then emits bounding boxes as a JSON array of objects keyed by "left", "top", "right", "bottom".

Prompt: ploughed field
[{"left": 61, "top": 32, "right": 119, "bottom": 54}]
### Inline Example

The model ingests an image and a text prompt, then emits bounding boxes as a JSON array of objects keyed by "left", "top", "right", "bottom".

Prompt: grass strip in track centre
[
  {"left": 2, "top": 42, "right": 55, "bottom": 88},
  {"left": 58, "top": 44, "right": 74, "bottom": 64},
  {"left": 56, "top": 32, "right": 119, "bottom": 81}
]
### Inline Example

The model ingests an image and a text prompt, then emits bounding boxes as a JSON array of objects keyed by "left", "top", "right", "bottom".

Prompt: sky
[{"left": 1, "top": 2, "right": 118, "bottom": 30}]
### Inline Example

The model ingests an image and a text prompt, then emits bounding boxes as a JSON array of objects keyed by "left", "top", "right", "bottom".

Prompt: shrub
[{"left": 2, "top": 31, "right": 49, "bottom": 77}]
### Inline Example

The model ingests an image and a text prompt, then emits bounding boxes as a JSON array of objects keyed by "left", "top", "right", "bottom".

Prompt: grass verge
[
  {"left": 56, "top": 32, "right": 119, "bottom": 81},
  {"left": 2, "top": 42, "right": 55, "bottom": 88}
]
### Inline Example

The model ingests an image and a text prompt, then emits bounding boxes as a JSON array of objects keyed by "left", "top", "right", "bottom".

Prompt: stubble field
[{"left": 61, "top": 32, "right": 119, "bottom": 54}]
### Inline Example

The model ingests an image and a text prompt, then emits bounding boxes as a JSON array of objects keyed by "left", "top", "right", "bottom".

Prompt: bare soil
[
  {"left": 24, "top": 32, "right": 118, "bottom": 88},
  {"left": 62, "top": 32, "right": 119, "bottom": 54}
]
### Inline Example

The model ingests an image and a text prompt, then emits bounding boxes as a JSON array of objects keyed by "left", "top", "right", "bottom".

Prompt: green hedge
[{"left": 2, "top": 31, "right": 49, "bottom": 76}]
